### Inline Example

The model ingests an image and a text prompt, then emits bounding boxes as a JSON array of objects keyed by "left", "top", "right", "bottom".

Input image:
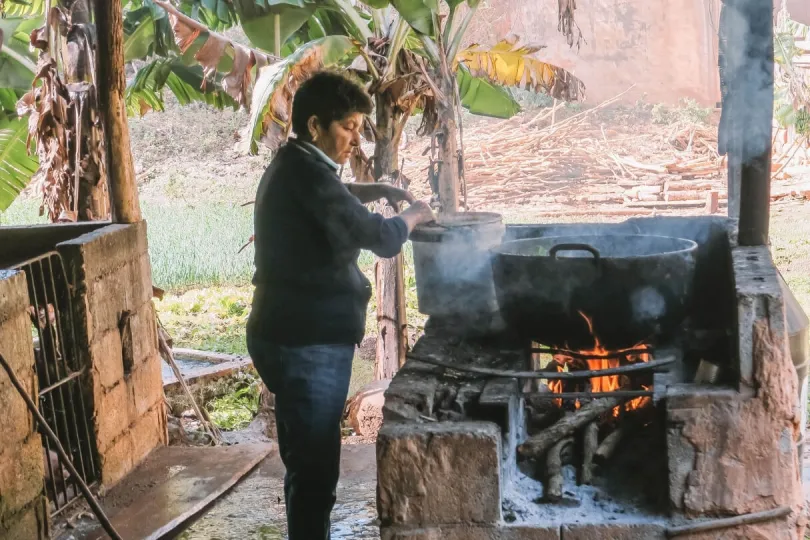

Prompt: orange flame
[{"left": 547, "top": 312, "right": 651, "bottom": 416}]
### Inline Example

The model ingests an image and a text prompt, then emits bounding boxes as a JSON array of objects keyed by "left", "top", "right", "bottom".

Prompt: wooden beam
[{"left": 95, "top": 0, "right": 142, "bottom": 224}]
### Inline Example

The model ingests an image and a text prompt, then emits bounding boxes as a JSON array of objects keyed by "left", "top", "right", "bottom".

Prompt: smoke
[
  {"left": 630, "top": 286, "right": 667, "bottom": 323},
  {"left": 719, "top": 0, "right": 775, "bottom": 163}
]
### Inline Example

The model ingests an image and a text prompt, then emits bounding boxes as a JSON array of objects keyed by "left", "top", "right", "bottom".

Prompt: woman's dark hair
[{"left": 291, "top": 71, "right": 373, "bottom": 142}]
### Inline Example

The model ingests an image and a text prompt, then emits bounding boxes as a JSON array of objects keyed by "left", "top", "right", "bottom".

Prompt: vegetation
[
  {"left": 650, "top": 98, "right": 713, "bottom": 126},
  {"left": 774, "top": 9, "right": 809, "bottom": 137},
  {"left": 206, "top": 376, "right": 262, "bottom": 430}
]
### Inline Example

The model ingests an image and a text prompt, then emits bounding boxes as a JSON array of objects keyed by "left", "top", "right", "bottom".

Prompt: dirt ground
[{"left": 177, "top": 444, "right": 379, "bottom": 540}]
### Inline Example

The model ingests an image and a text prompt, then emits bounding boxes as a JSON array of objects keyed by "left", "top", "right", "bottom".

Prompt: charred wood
[
  {"left": 519, "top": 397, "right": 622, "bottom": 458},
  {"left": 594, "top": 427, "right": 626, "bottom": 465},
  {"left": 545, "top": 436, "right": 574, "bottom": 502},
  {"left": 581, "top": 422, "right": 599, "bottom": 484}
]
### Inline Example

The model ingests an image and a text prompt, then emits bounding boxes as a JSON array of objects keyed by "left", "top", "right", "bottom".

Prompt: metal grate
[{"left": 14, "top": 252, "right": 99, "bottom": 516}]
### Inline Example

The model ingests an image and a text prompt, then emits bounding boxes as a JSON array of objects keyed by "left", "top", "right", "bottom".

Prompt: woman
[{"left": 247, "top": 71, "right": 434, "bottom": 539}]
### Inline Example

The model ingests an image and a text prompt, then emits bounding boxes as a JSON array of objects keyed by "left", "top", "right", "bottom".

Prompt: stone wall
[
  {"left": 0, "top": 223, "right": 104, "bottom": 268},
  {"left": 59, "top": 222, "right": 167, "bottom": 488},
  {"left": 0, "top": 271, "right": 48, "bottom": 540},
  {"left": 665, "top": 246, "right": 805, "bottom": 537}
]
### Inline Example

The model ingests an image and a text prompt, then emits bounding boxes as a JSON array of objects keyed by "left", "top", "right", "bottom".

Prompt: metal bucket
[{"left": 410, "top": 212, "right": 505, "bottom": 322}]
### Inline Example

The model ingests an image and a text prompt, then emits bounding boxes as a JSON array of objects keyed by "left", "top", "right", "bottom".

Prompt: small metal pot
[{"left": 411, "top": 212, "right": 505, "bottom": 322}]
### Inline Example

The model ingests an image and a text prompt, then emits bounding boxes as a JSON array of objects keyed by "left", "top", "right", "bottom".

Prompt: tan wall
[
  {"left": 776, "top": 0, "right": 810, "bottom": 26},
  {"left": 463, "top": 0, "right": 722, "bottom": 106},
  {"left": 0, "top": 271, "right": 48, "bottom": 540},
  {"left": 60, "top": 222, "right": 167, "bottom": 488}
]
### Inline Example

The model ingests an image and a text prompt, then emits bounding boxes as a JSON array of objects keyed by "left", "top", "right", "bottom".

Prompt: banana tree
[
  {"left": 128, "top": 0, "right": 584, "bottom": 378},
  {"left": 12, "top": 0, "right": 113, "bottom": 221},
  {"left": 383, "top": 0, "right": 585, "bottom": 212},
  {"left": 0, "top": 14, "right": 39, "bottom": 212}
]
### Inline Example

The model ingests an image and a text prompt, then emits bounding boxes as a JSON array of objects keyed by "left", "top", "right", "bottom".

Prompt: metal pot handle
[{"left": 549, "top": 243, "right": 601, "bottom": 265}]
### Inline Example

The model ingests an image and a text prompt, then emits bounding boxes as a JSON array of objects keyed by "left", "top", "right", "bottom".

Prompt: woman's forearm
[{"left": 345, "top": 183, "right": 386, "bottom": 204}]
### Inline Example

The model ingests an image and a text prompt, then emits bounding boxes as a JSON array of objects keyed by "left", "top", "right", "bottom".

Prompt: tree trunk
[
  {"left": 94, "top": 0, "right": 142, "bottom": 224},
  {"left": 67, "top": 0, "right": 106, "bottom": 221},
  {"left": 435, "top": 74, "right": 460, "bottom": 215},
  {"left": 373, "top": 95, "right": 408, "bottom": 380}
]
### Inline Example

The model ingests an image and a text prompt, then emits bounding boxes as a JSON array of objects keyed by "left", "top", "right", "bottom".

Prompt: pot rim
[
  {"left": 411, "top": 211, "right": 504, "bottom": 243},
  {"left": 491, "top": 234, "right": 698, "bottom": 259}
]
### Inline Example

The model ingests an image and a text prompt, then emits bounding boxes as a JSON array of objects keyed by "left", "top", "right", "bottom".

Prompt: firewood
[
  {"left": 625, "top": 200, "right": 728, "bottom": 210},
  {"left": 518, "top": 397, "right": 622, "bottom": 458},
  {"left": 545, "top": 436, "right": 574, "bottom": 502},
  {"left": 581, "top": 422, "right": 599, "bottom": 485},
  {"left": 594, "top": 427, "right": 625, "bottom": 465},
  {"left": 665, "top": 190, "right": 711, "bottom": 202},
  {"left": 705, "top": 191, "right": 720, "bottom": 215},
  {"left": 664, "top": 180, "right": 721, "bottom": 192}
]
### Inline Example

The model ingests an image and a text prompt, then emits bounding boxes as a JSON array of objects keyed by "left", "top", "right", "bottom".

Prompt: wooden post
[
  {"left": 373, "top": 95, "right": 407, "bottom": 380},
  {"left": 95, "top": 0, "right": 142, "bottom": 224},
  {"left": 435, "top": 71, "right": 460, "bottom": 214}
]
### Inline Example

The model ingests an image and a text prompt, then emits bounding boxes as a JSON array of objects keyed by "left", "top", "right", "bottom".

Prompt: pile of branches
[{"left": 401, "top": 91, "right": 726, "bottom": 210}]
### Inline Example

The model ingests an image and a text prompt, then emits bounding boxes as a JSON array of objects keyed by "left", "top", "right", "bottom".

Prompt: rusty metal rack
[{"left": 13, "top": 252, "right": 99, "bottom": 517}]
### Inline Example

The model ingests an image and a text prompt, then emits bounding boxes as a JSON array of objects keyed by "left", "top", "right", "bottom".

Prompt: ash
[{"left": 502, "top": 468, "right": 664, "bottom": 525}]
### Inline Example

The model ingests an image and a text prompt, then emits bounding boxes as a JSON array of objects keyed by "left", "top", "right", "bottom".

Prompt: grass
[{"left": 144, "top": 201, "right": 255, "bottom": 290}]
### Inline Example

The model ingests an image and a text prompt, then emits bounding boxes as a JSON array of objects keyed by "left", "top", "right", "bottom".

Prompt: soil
[{"left": 177, "top": 444, "right": 379, "bottom": 539}]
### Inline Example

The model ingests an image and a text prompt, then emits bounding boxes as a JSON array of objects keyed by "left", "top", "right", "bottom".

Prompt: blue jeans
[{"left": 247, "top": 335, "right": 354, "bottom": 540}]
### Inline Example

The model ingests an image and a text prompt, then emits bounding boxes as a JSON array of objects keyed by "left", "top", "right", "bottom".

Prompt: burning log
[
  {"left": 581, "top": 422, "right": 599, "bottom": 484},
  {"left": 594, "top": 427, "right": 626, "bottom": 465},
  {"left": 518, "top": 397, "right": 622, "bottom": 458},
  {"left": 545, "top": 436, "right": 574, "bottom": 502}
]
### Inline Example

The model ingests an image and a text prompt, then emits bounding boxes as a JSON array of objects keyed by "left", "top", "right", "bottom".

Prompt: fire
[{"left": 547, "top": 312, "right": 651, "bottom": 416}]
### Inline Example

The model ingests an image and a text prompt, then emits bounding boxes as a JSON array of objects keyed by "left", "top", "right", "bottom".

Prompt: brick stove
[{"left": 376, "top": 217, "right": 806, "bottom": 540}]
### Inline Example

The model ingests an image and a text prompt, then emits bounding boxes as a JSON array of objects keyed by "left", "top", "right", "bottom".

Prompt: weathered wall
[
  {"left": 0, "top": 271, "right": 48, "bottom": 540},
  {"left": 463, "top": 0, "right": 722, "bottom": 105},
  {"left": 0, "top": 223, "right": 105, "bottom": 269},
  {"left": 59, "top": 222, "right": 167, "bottom": 488},
  {"left": 666, "top": 246, "right": 805, "bottom": 538}
]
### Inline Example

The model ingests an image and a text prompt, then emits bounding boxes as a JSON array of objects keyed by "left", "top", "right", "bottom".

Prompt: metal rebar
[
  {"left": 0, "top": 353, "right": 122, "bottom": 540},
  {"left": 45, "top": 255, "right": 91, "bottom": 483},
  {"left": 407, "top": 353, "right": 673, "bottom": 380},
  {"left": 531, "top": 347, "right": 651, "bottom": 360},
  {"left": 26, "top": 261, "right": 71, "bottom": 509},
  {"left": 38, "top": 368, "right": 85, "bottom": 397},
  {"left": 34, "top": 260, "right": 80, "bottom": 511},
  {"left": 524, "top": 390, "right": 654, "bottom": 400},
  {"left": 54, "top": 254, "right": 98, "bottom": 481},
  {"left": 666, "top": 506, "right": 791, "bottom": 537}
]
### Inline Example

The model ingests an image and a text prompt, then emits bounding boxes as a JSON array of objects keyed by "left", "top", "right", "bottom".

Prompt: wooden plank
[
  {"left": 77, "top": 444, "right": 273, "bottom": 540},
  {"left": 624, "top": 200, "right": 729, "bottom": 210}
]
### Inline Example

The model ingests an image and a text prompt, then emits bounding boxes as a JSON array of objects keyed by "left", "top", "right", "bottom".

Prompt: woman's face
[{"left": 308, "top": 112, "right": 364, "bottom": 165}]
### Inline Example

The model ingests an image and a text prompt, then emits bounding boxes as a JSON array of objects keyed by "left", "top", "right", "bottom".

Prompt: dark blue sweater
[{"left": 248, "top": 139, "right": 409, "bottom": 346}]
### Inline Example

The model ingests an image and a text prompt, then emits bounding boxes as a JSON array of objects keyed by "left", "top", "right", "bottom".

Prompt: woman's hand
[
  {"left": 399, "top": 200, "right": 435, "bottom": 233},
  {"left": 345, "top": 183, "right": 415, "bottom": 206},
  {"left": 383, "top": 185, "right": 415, "bottom": 207}
]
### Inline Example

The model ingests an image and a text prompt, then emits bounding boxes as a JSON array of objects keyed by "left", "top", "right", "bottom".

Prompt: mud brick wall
[
  {"left": 0, "top": 271, "right": 48, "bottom": 539},
  {"left": 377, "top": 422, "right": 504, "bottom": 539},
  {"left": 59, "top": 223, "right": 167, "bottom": 488},
  {"left": 666, "top": 246, "right": 805, "bottom": 538}
]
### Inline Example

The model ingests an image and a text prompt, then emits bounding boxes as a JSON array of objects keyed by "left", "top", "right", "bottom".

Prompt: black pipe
[{"left": 720, "top": 0, "right": 775, "bottom": 246}]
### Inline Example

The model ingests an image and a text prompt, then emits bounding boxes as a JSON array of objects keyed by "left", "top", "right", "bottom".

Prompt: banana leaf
[
  {"left": 456, "top": 64, "right": 520, "bottom": 118},
  {"left": 0, "top": 116, "right": 37, "bottom": 212}
]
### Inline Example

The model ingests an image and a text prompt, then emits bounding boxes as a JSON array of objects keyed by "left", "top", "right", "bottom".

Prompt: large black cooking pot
[{"left": 491, "top": 234, "right": 698, "bottom": 350}]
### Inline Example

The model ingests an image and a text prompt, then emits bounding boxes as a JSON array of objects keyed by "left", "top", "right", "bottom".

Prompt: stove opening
[{"left": 516, "top": 311, "right": 669, "bottom": 515}]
